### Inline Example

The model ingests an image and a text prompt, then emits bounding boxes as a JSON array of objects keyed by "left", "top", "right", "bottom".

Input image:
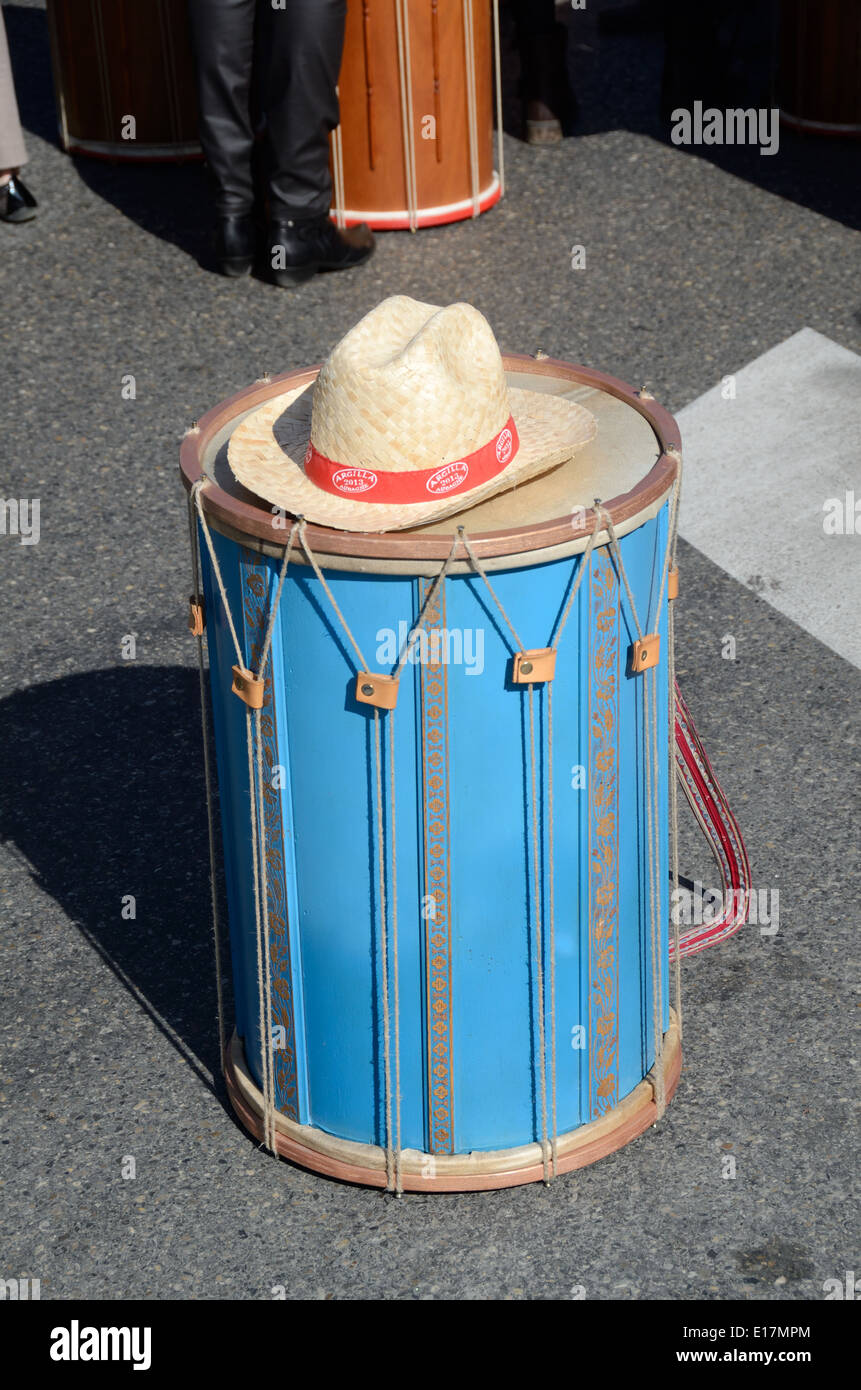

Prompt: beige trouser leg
[{"left": 0, "top": 9, "right": 28, "bottom": 170}]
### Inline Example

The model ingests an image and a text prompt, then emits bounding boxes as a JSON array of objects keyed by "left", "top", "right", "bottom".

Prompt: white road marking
[{"left": 677, "top": 328, "right": 861, "bottom": 669}]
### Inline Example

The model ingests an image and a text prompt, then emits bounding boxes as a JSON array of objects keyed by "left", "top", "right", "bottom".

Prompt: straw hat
[{"left": 228, "top": 295, "right": 597, "bottom": 532}]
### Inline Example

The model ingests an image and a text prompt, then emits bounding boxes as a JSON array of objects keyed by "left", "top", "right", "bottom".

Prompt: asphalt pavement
[{"left": 1, "top": 0, "right": 858, "bottom": 1301}]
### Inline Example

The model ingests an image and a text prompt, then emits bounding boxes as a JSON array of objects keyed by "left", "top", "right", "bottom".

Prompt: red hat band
[{"left": 303, "top": 416, "right": 519, "bottom": 504}]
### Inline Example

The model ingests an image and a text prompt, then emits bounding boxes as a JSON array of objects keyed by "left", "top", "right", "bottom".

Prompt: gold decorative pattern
[
  {"left": 420, "top": 577, "right": 454, "bottom": 1153},
  {"left": 588, "top": 549, "right": 619, "bottom": 1117},
  {"left": 241, "top": 547, "right": 299, "bottom": 1120}
]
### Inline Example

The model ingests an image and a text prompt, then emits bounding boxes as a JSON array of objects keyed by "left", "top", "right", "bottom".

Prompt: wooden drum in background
[
  {"left": 779, "top": 0, "right": 861, "bottom": 138},
  {"left": 46, "top": 0, "right": 201, "bottom": 160},
  {"left": 330, "top": 0, "right": 502, "bottom": 229},
  {"left": 180, "top": 357, "right": 682, "bottom": 1191}
]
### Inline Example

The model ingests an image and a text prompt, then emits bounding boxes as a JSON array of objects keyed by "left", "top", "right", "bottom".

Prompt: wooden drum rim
[
  {"left": 224, "top": 1019, "right": 682, "bottom": 1191},
  {"left": 179, "top": 354, "right": 681, "bottom": 563}
]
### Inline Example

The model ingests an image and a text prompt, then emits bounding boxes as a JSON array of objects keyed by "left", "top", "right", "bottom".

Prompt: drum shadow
[
  {"left": 498, "top": 1, "right": 861, "bottom": 234},
  {"left": 3, "top": 3, "right": 216, "bottom": 268},
  {"left": 4, "top": 4, "right": 58, "bottom": 148},
  {"left": 563, "top": 0, "right": 861, "bottom": 233},
  {"left": 69, "top": 157, "right": 217, "bottom": 270},
  {"left": 0, "top": 664, "right": 228, "bottom": 1093}
]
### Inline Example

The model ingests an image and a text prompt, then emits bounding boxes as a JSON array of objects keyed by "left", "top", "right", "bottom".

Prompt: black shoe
[
  {"left": 267, "top": 216, "right": 375, "bottom": 287},
  {"left": 0, "top": 175, "right": 38, "bottom": 223},
  {"left": 215, "top": 213, "right": 255, "bottom": 277}
]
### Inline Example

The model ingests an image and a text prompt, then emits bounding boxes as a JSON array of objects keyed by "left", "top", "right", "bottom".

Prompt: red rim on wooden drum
[
  {"left": 46, "top": 0, "right": 201, "bottom": 161},
  {"left": 330, "top": 0, "right": 503, "bottom": 230},
  {"left": 181, "top": 355, "right": 683, "bottom": 1191}
]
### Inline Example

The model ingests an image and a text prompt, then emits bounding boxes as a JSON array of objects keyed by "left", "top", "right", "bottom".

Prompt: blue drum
[{"left": 181, "top": 355, "right": 682, "bottom": 1190}]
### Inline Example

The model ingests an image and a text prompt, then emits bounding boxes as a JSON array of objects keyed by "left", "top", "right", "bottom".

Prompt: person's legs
[
  {"left": 511, "top": 0, "right": 575, "bottom": 143},
  {"left": 0, "top": 8, "right": 27, "bottom": 172},
  {"left": 512, "top": 0, "right": 557, "bottom": 40},
  {"left": 187, "top": 0, "right": 257, "bottom": 217},
  {"left": 0, "top": 8, "right": 36, "bottom": 221},
  {"left": 261, "top": 0, "right": 373, "bottom": 286},
  {"left": 261, "top": 0, "right": 346, "bottom": 221}
]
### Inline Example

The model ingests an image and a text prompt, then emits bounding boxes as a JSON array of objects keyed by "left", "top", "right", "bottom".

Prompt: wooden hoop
[
  {"left": 224, "top": 1017, "right": 681, "bottom": 1192},
  {"left": 180, "top": 355, "right": 681, "bottom": 566}
]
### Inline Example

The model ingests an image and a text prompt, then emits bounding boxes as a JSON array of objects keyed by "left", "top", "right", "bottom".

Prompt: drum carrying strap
[
  {"left": 658, "top": 448, "right": 752, "bottom": 961},
  {"left": 673, "top": 683, "right": 752, "bottom": 957}
]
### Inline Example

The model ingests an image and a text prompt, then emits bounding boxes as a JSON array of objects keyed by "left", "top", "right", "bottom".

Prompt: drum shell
[
  {"left": 779, "top": 0, "right": 861, "bottom": 137},
  {"left": 332, "top": 0, "right": 499, "bottom": 227},
  {"left": 46, "top": 0, "right": 201, "bottom": 160},
  {"left": 198, "top": 516, "right": 671, "bottom": 1155}
]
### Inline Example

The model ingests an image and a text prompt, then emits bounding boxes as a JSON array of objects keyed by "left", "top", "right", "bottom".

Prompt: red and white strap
[{"left": 672, "top": 680, "right": 752, "bottom": 958}]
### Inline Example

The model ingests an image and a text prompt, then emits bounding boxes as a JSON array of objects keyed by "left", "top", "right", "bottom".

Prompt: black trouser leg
[
  {"left": 260, "top": 0, "right": 347, "bottom": 221},
  {"left": 187, "top": 0, "right": 257, "bottom": 216},
  {"left": 510, "top": 0, "right": 572, "bottom": 118},
  {"left": 512, "top": 0, "right": 557, "bottom": 39}
]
